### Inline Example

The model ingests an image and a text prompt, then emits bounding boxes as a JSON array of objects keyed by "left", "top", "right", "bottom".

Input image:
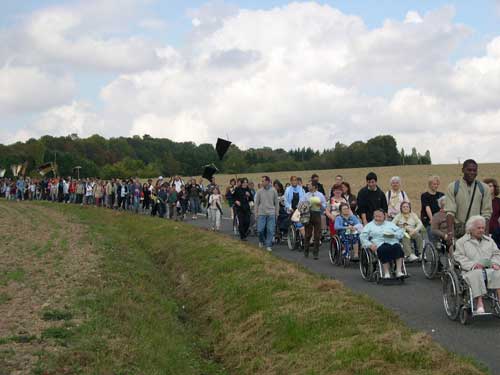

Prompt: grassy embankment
[{"left": 0, "top": 201, "right": 489, "bottom": 374}]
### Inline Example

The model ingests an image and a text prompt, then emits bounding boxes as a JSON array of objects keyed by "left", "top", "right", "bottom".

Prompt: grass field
[
  {"left": 0, "top": 200, "right": 490, "bottom": 374},
  {"left": 211, "top": 163, "right": 500, "bottom": 213}
]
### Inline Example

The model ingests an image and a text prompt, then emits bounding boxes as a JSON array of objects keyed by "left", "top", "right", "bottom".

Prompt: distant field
[{"left": 210, "top": 163, "right": 500, "bottom": 213}]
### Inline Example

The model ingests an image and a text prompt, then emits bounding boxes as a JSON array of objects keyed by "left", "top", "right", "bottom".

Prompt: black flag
[
  {"left": 202, "top": 164, "right": 219, "bottom": 181},
  {"left": 215, "top": 138, "right": 231, "bottom": 160}
]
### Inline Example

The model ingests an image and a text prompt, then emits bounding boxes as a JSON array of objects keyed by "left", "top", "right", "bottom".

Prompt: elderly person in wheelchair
[
  {"left": 360, "top": 209, "right": 405, "bottom": 279},
  {"left": 454, "top": 215, "right": 500, "bottom": 314}
]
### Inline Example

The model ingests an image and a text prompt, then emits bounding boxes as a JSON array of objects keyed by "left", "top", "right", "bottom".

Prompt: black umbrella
[
  {"left": 215, "top": 138, "right": 232, "bottom": 160},
  {"left": 202, "top": 164, "right": 219, "bottom": 181}
]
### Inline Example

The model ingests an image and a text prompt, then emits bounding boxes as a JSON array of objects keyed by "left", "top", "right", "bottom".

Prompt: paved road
[{"left": 190, "top": 215, "right": 500, "bottom": 374}]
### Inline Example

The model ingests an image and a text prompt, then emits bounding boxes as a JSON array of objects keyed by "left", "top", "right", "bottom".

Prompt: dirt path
[{"left": 0, "top": 201, "right": 99, "bottom": 374}]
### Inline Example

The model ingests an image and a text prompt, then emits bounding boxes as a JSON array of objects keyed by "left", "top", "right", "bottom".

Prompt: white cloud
[
  {"left": 0, "top": 65, "right": 74, "bottom": 114},
  {"left": 1, "top": 0, "right": 164, "bottom": 73},
  {"left": 3, "top": 2, "right": 500, "bottom": 164},
  {"left": 139, "top": 18, "right": 167, "bottom": 31}
]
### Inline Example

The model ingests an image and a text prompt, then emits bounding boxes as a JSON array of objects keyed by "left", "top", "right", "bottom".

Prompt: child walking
[{"left": 209, "top": 187, "right": 223, "bottom": 231}]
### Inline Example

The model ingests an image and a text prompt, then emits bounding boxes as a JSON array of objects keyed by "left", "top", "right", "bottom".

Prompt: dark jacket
[
  {"left": 356, "top": 186, "right": 387, "bottom": 222},
  {"left": 233, "top": 187, "right": 253, "bottom": 213}
]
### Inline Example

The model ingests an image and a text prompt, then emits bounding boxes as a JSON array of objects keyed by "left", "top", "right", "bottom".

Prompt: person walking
[
  {"left": 301, "top": 182, "right": 327, "bottom": 259},
  {"left": 233, "top": 178, "right": 253, "bottom": 241},
  {"left": 357, "top": 172, "right": 388, "bottom": 225},
  {"left": 445, "top": 159, "right": 492, "bottom": 247},
  {"left": 208, "top": 187, "right": 223, "bottom": 231},
  {"left": 255, "top": 176, "right": 279, "bottom": 252}
]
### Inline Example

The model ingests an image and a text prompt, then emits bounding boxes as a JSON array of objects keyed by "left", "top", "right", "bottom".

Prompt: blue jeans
[
  {"left": 189, "top": 197, "right": 201, "bottom": 214},
  {"left": 257, "top": 215, "right": 276, "bottom": 248}
]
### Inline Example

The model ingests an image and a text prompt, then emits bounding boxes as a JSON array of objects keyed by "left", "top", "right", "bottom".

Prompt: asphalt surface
[{"left": 189, "top": 214, "right": 500, "bottom": 374}]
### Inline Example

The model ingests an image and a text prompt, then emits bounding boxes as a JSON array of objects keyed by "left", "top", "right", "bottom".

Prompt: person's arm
[
  {"left": 431, "top": 214, "right": 447, "bottom": 239},
  {"left": 274, "top": 191, "right": 279, "bottom": 216},
  {"left": 357, "top": 189, "right": 368, "bottom": 225},
  {"left": 284, "top": 187, "right": 291, "bottom": 211},
  {"left": 380, "top": 190, "right": 388, "bottom": 213},
  {"left": 444, "top": 184, "right": 456, "bottom": 245},
  {"left": 413, "top": 214, "right": 424, "bottom": 233},
  {"left": 359, "top": 224, "right": 371, "bottom": 248},
  {"left": 254, "top": 191, "right": 261, "bottom": 216},
  {"left": 421, "top": 193, "right": 433, "bottom": 223},
  {"left": 453, "top": 239, "right": 475, "bottom": 271},
  {"left": 490, "top": 241, "right": 500, "bottom": 269},
  {"left": 481, "top": 183, "right": 492, "bottom": 234},
  {"left": 334, "top": 216, "right": 346, "bottom": 231}
]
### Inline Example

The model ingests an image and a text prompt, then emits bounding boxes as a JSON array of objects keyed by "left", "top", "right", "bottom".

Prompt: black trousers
[{"left": 237, "top": 208, "right": 251, "bottom": 239}]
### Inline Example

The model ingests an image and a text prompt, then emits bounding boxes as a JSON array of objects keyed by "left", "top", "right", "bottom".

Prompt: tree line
[{"left": 0, "top": 134, "right": 431, "bottom": 179}]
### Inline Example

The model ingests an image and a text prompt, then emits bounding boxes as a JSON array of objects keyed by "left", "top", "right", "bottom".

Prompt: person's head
[
  {"left": 390, "top": 176, "right": 401, "bottom": 191},
  {"left": 241, "top": 178, "right": 248, "bottom": 188},
  {"left": 373, "top": 209, "right": 385, "bottom": 224},
  {"left": 297, "top": 177, "right": 303, "bottom": 186},
  {"left": 466, "top": 215, "right": 486, "bottom": 239},
  {"left": 332, "top": 183, "right": 343, "bottom": 197},
  {"left": 484, "top": 178, "right": 499, "bottom": 197},
  {"left": 210, "top": 176, "right": 216, "bottom": 184},
  {"left": 229, "top": 178, "right": 236, "bottom": 186},
  {"left": 438, "top": 196, "right": 446, "bottom": 210},
  {"left": 366, "top": 172, "right": 378, "bottom": 190},
  {"left": 261, "top": 175, "right": 271, "bottom": 188},
  {"left": 273, "top": 179, "right": 284, "bottom": 195},
  {"left": 213, "top": 187, "right": 220, "bottom": 195},
  {"left": 249, "top": 181, "right": 255, "bottom": 189},
  {"left": 308, "top": 182, "right": 318, "bottom": 192},
  {"left": 236, "top": 178, "right": 242, "bottom": 187},
  {"left": 428, "top": 175, "right": 440, "bottom": 192},
  {"left": 335, "top": 174, "right": 343, "bottom": 184},
  {"left": 400, "top": 201, "right": 411, "bottom": 214},
  {"left": 290, "top": 175, "right": 298, "bottom": 187},
  {"left": 339, "top": 202, "right": 350, "bottom": 217},
  {"left": 311, "top": 173, "right": 319, "bottom": 183},
  {"left": 462, "top": 159, "right": 478, "bottom": 184},
  {"left": 341, "top": 181, "right": 351, "bottom": 195}
]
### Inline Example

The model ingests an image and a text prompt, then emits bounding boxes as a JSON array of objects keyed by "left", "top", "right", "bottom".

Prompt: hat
[
  {"left": 158, "top": 176, "right": 163, "bottom": 180},
  {"left": 202, "top": 164, "right": 219, "bottom": 181}
]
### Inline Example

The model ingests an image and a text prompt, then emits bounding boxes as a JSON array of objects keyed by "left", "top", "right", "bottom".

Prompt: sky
[{"left": 1, "top": 0, "right": 500, "bottom": 164}]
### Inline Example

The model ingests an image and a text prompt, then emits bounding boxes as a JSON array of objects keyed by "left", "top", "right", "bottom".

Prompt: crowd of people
[
  {"left": 1, "top": 159, "right": 499, "bottom": 261},
  {"left": 2, "top": 158, "right": 500, "bottom": 312}
]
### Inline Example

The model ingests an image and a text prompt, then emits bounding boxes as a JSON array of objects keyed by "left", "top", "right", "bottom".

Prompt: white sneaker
[
  {"left": 258, "top": 242, "right": 263, "bottom": 248},
  {"left": 266, "top": 247, "right": 272, "bottom": 252},
  {"left": 396, "top": 271, "right": 405, "bottom": 278},
  {"left": 408, "top": 254, "right": 419, "bottom": 262},
  {"left": 383, "top": 272, "right": 391, "bottom": 279}
]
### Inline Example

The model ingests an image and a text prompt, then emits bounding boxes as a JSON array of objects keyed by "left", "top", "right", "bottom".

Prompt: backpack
[
  {"left": 453, "top": 180, "right": 485, "bottom": 212},
  {"left": 387, "top": 190, "right": 406, "bottom": 201}
]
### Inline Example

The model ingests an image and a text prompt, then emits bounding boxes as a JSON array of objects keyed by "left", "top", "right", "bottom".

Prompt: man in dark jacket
[{"left": 357, "top": 172, "right": 388, "bottom": 225}]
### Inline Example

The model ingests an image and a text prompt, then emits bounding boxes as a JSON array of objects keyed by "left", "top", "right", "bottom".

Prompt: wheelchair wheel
[
  {"left": 421, "top": 242, "right": 438, "bottom": 279},
  {"left": 329, "top": 236, "right": 341, "bottom": 266},
  {"left": 287, "top": 224, "right": 297, "bottom": 250},
  {"left": 459, "top": 305, "right": 471, "bottom": 325},
  {"left": 442, "top": 271, "right": 461, "bottom": 321},
  {"left": 360, "top": 247, "right": 374, "bottom": 281}
]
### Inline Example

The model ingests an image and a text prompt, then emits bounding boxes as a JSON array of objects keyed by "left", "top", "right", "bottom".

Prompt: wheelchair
[
  {"left": 329, "top": 231, "right": 360, "bottom": 267},
  {"left": 421, "top": 238, "right": 451, "bottom": 279},
  {"left": 442, "top": 260, "right": 500, "bottom": 325},
  {"left": 359, "top": 244, "right": 408, "bottom": 284},
  {"left": 287, "top": 222, "right": 304, "bottom": 251}
]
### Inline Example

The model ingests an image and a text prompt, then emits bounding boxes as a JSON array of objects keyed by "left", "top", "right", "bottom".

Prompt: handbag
[{"left": 291, "top": 209, "right": 301, "bottom": 223}]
